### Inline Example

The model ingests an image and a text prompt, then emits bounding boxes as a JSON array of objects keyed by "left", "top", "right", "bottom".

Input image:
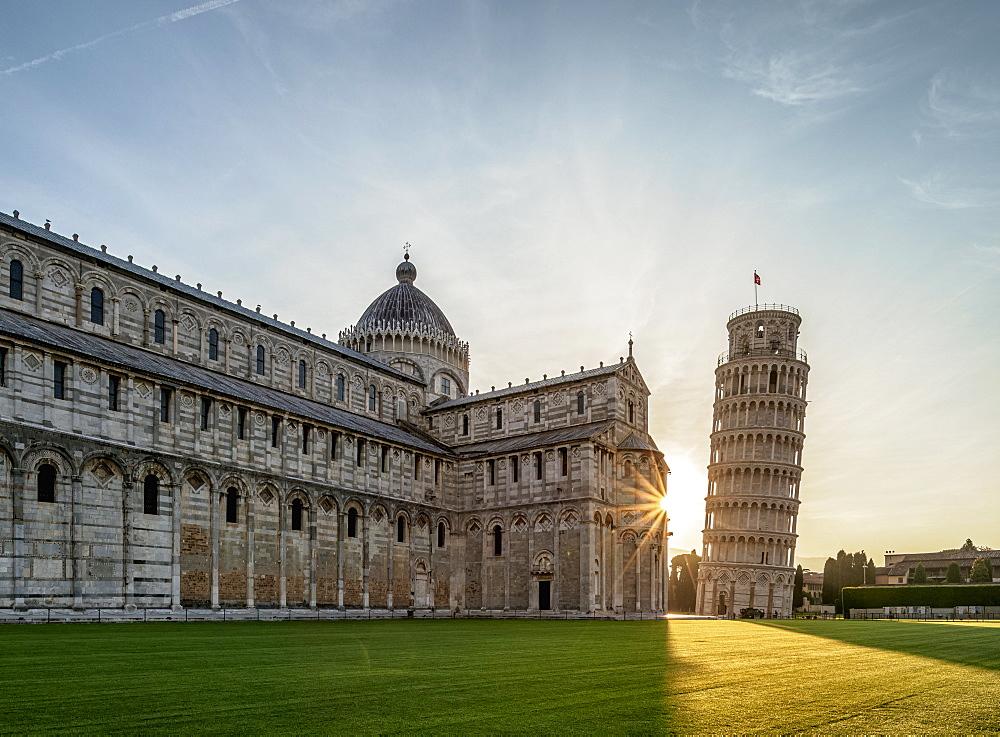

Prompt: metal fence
[{"left": 0, "top": 607, "right": 672, "bottom": 625}]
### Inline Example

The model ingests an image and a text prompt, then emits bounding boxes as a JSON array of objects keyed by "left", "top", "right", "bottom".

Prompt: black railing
[
  {"left": 728, "top": 304, "right": 799, "bottom": 321},
  {"left": 718, "top": 348, "right": 808, "bottom": 366}
]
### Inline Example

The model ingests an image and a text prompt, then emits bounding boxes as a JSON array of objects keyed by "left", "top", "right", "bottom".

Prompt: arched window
[
  {"left": 225, "top": 487, "right": 239, "bottom": 523},
  {"left": 208, "top": 328, "right": 219, "bottom": 361},
  {"left": 495, "top": 407, "right": 503, "bottom": 430},
  {"left": 368, "top": 385, "right": 377, "bottom": 411},
  {"left": 256, "top": 345, "right": 266, "bottom": 375},
  {"left": 461, "top": 414, "right": 469, "bottom": 435},
  {"left": 153, "top": 309, "right": 166, "bottom": 344},
  {"left": 628, "top": 401, "right": 635, "bottom": 423},
  {"left": 90, "top": 287, "right": 104, "bottom": 325},
  {"left": 291, "top": 499, "right": 303, "bottom": 531},
  {"left": 336, "top": 374, "right": 345, "bottom": 401},
  {"left": 397, "top": 516, "right": 406, "bottom": 543},
  {"left": 493, "top": 525, "right": 503, "bottom": 556},
  {"left": 37, "top": 463, "right": 56, "bottom": 503},
  {"left": 769, "top": 369, "right": 778, "bottom": 392},
  {"left": 533, "top": 400, "right": 541, "bottom": 424},
  {"left": 437, "top": 521, "right": 446, "bottom": 548},
  {"left": 756, "top": 324, "right": 765, "bottom": 339},
  {"left": 9, "top": 260, "right": 23, "bottom": 300},
  {"left": 577, "top": 391, "right": 585, "bottom": 415},
  {"left": 298, "top": 360, "right": 307, "bottom": 389},
  {"left": 143, "top": 474, "right": 159, "bottom": 515},
  {"left": 347, "top": 507, "right": 358, "bottom": 538}
]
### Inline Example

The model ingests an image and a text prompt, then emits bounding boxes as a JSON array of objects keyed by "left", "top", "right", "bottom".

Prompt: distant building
[
  {"left": 801, "top": 570, "right": 823, "bottom": 604},
  {"left": 876, "top": 550, "right": 1000, "bottom": 585}
]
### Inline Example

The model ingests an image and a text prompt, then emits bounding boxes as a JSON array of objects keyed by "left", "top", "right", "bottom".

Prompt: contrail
[{"left": 1, "top": 0, "right": 242, "bottom": 77}]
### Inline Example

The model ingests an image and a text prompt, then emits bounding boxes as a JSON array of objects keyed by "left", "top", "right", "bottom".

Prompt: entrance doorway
[
  {"left": 718, "top": 591, "right": 728, "bottom": 616},
  {"left": 538, "top": 580, "right": 551, "bottom": 610}
]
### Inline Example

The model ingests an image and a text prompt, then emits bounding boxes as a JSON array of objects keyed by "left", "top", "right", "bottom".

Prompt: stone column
[
  {"left": 171, "top": 320, "right": 179, "bottom": 355},
  {"left": 71, "top": 474, "right": 84, "bottom": 609},
  {"left": 362, "top": 510, "right": 370, "bottom": 609},
  {"left": 33, "top": 271, "right": 43, "bottom": 314},
  {"left": 171, "top": 483, "right": 182, "bottom": 610},
  {"left": 74, "top": 284, "right": 83, "bottom": 326},
  {"left": 210, "top": 490, "right": 220, "bottom": 609},
  {"left": 309, "top": 508, "right": 317, "bottom": 609},
  {"left": 613, "top": 531, "right": 623, "bottom": 612},
  {"left": 246, "top": 493, "right": 255, "bottom": 608},
  {"left": 122, "top": 477, "right": 135, "bottom": 611},
  {"left": 579, "top": 516, "right": 593, "bottom": 612},
  {"left": 552, "top": 516, "right": 560, "bottom": 612},
  {"left": 11, "top": 469, "right": 26, "bottom": 610},
  {"left": 142, "top": 309, "right": 150, "bottom": 346},
  {"left": 112, "top": 297, "right": 120, "bottom": 336},
  {"left": 278, "top": 501, "right": 287, "bottom": 609},
  {"left": 336, "top": 509, "right": 345, "bottom": 609},
  {"left": 387, "top": 521, "right": 394, "bottom": 610}
]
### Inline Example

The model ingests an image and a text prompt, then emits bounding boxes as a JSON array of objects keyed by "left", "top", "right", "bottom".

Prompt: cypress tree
[
  {"left": 822, "top": 557, "right": 838, "bottom": 607},
  {"left": 912, "top": 563, "right": 927, "bottom": 584},
  {"left": 865, "top": 558, "right": 877, "bottom": 586},
  {"left": 946, "top": 562, "right": 961, "bottom": 583},
  {"left": 793, "top": 564, "right": 804, "bottom": 609},
  {"left": 970, "top": 558, "right": 993, "bottom": 583}
]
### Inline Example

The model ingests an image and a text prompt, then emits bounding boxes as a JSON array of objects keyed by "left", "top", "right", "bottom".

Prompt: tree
[
  {"left": 946, "top": 562, "right": 962, "bottom": 583},
  {"left": 865, "top": 558, "right": 877, "bottom": 586},
  {"left": 668, "top": 551, "right": 701, "bottom": 613},
  {"left": 969, "top": 557, "right": 994, "bottom": 583},
  {"left": 912, "top": 563, "right": 927, "bottom": 584},
  {"left": 821, "top": 557, "right": 838, "bottom": 606},
  {"left": 793, "top": 565, "right": 804, "bottom": 609},
  {"left": 961, "top": 539, "right": 977, "bottom": 552}
]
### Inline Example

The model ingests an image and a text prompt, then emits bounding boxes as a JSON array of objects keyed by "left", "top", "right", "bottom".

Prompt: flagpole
[{"left": 754, "top": 269, "right": 758, "bottom": 307}]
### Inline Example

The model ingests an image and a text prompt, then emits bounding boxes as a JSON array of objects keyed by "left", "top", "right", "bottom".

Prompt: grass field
[{"left": 1, "top": 619, "right": 998, "bottom": 734}]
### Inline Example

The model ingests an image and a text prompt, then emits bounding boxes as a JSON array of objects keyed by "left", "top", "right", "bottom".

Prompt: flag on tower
[{"left": 754, "top": 271, "right": 761, "bottom": 285}]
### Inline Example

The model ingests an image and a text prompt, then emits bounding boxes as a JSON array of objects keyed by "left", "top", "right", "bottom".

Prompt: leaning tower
[{"left": 695, "top": 305, "right": 809, "bottom": 617}]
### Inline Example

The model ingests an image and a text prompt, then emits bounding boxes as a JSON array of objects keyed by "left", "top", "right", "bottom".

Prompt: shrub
[
  {"left": 912, "top": 563, "right": 927, "bottom": 584},
  {"left": 946, "top": 562, "right": 961, "bottom": 583},
  {"left": 842, "top": 585, "right": 1000, "bottom": 617}
]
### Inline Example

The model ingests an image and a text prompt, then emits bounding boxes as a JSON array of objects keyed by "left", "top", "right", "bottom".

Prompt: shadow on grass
[{"left": 752, "top": 619, "right": 1000, "bottom": 672}]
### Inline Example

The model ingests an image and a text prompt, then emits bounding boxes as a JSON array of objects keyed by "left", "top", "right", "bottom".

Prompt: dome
[{"left": 356, "top": 254, "right": 456, "bottom": 336}]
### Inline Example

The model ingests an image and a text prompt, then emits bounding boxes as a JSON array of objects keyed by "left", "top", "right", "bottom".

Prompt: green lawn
[{"left": 1, "top": 619, "right": 998, "bottom": 734}]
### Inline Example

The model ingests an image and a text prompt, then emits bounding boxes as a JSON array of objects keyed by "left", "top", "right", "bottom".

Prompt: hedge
[{"left": 842, "top": 585, "right": 1000, "bottom": 617}]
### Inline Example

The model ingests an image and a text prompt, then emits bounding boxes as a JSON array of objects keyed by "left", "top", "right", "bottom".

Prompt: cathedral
[{"left": 0, "top": 211, "right": 669, "bottom": 614}]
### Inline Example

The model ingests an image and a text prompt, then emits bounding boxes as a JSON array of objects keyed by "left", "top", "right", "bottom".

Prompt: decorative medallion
[
  {"left": 372, "top": 508, "right": 384, "bottom": 524},
  {"left": 259, "top": 488, "right": 274, "bottom": 505},
  {"left": 512, "top": 517, "right": 527, "bottom": 532},
  {"left": 232, "top": 332, "right": 245, "bottom": 346},
  {"left": 552, "top": 390, "right": 565, "bottom": 405},
  {"left": 545, "top": 450, "right": 554, "bottom": 461},
  {"left": 622, "top": 510, "right": 635, "bottom": 524},
  {"left": 275, "top": 347, "right": 289, "bottom": 363},
  {"left": 535, "top": 515, "right": 553, "bottom": 532},
  {"left": 560, "top": 511, "right": 579, "bottom": 530},
  {"left": 445, "top": 415, "right": 455, "bottom": 428},
  {"left": 572, "top": 446, "right": 581, "bottom": 459},
  {"left": 123, "top": 299, "right": 139, "bottom": 313},
  {"left": 254, "top": 412, "right": 266, "bottom": 426},
  {"left": 476, "top": 407, "right": 487, "bottom": 421},
  {"left": 369, "top": 443, "right": 378, "bottom": 457},
  {"left": 180, "top": 393, "right": 194, "bottom": 407},
  {"left": 498, "top": 459, "right": 506, "bottom": 470},
  {"left": 319, "top": 497, "right": 334, "bottom": 514},
  {"left": 135, "top": 382, "right": 151, "bottom": 398},
  {"left": 91, "top": 462, "right": 115, "bottom": 486},
  {"left": 317, "top": 429, "right": 326, "bottom": 440},
  {"left": 47, "top": 268, "right": 68, "bottom": 288},
  {"left": 286, "top": 420, "right": 296, "bottom": 431},
  {"left": 219, "top": 404, "right": 231, "bottom": 418},
  {"left": 595, "top": 382, "right": 606, "bottom": 395},
  {"left": 521, "top": 456, "right": 529, "bottom": 466},
  {"left": 187, "top": 473, "right": 206, "bottom": 493},
  {"left": 353, "top": 375, "right": 364, "bottom": 389},
  {"left": 468, "top": 521, "right": 481, "bottom": 536},
  {"left": 392, "top": 449, "right": 400, "bottom": 460},
  {"left": 181, "top": 314, "right": 196, "bottom": 332},
  {"left": 475, "top": 462, "right": 483, "bottom": 473},
  {"left": 22, "top": 352, "right": 41, "bottom": 371},
  {"left": 512, "top": 398, "right": 522, "bottom": 413},
  {"left": 79, "top": 366, "right": 99, "bottom": 384}
]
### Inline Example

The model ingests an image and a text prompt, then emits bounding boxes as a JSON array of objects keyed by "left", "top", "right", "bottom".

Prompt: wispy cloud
[
  {"left": 723, "top": 49, "right": 865, "bottom": 106},
  {"left": 899, "top": 171, "right": 999, "bottom": 209},
  {"left": 0, "top": 0, "right": 241, "bottom": 76},
  {"left": 923, "top": 69, "right": 1000, "bottom": 139}
]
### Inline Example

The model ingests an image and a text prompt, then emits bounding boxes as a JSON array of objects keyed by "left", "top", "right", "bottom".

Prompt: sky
[{"left": 1, "top": 0, "right": 998, "bottom": 565}]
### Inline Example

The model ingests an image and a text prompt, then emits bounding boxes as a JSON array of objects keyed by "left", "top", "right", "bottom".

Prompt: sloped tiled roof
[
  {"left": 618, "top": 433, "right": 659, "bottom": 452},
  {"left": 428, "top": 364, "right": 622, "bottom": 411},
  {"left": 451, "top": 420, "right": 614, "bottom": 458},
  {"left": 882, "top": 550, "right": 1000, "bottom": 576},
  {"left": 0, "top": 308, "right": 450, "bottom": 456},
  {"left": 0, "top": 212, "right": 419, "bottom": 385}
]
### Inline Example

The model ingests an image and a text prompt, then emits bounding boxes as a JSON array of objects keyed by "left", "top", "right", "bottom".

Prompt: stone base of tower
[{"left": 695, "top": 565, "right": 794, "bottom": 618}]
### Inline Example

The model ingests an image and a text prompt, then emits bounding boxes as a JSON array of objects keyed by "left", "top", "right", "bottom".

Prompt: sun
[{"left": 659, "top": 496, "right": 669, "bottom": 512}]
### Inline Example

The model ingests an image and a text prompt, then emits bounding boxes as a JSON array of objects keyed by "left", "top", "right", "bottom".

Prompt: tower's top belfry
[{"left": 696, "top": 303, "right": 810, "bottom": 618}]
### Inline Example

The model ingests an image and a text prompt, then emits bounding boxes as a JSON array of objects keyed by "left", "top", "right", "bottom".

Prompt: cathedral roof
[
  {"left": 355, "top": 254, "right": 455, "bottom": 337},
  {"left": 451, "top": 420, "right": 615, "bottom": 458}
]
